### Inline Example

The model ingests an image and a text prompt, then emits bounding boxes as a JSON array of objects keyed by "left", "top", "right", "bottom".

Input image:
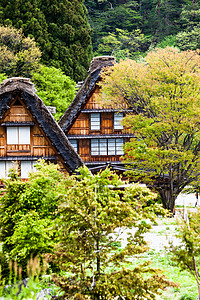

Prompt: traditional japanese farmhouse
[
  {"left": 59, "top": 56, "right": 134, "bottom": 174},
  {"left": 0, "top": 77, "right": 83, "bottom": 180}
]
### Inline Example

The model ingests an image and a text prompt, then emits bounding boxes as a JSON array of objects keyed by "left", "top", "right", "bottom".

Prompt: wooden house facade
[
  {"left": 59, "top": 56, "right": 134, "bottom": 173},
  {"left": 0, "top": 77, "right": 83, "bottom": 180}
]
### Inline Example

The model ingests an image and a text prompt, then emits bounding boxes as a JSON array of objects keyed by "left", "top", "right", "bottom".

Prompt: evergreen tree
[
  {"left": 0, "top": 0, "right": 93, "bottom": 81},
  {"left": 85, "top": 0, "right": 142, "bottom": 51}
]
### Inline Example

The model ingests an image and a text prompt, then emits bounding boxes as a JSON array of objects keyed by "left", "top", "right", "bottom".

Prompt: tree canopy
[
  {"left": 86, "top": 0, "right": 200, "bottom": 59},
  {"left": 0, "top": 25, "right": 76, "bottom": 120},
  {"left": 0, "top": 0, "right": 93, "bottom": 81},
  {"left": 31, "top": 65, "right": 76, "bottom": 121},
  {"left": 51, "top": 166, "right": 174, "bottom": 299},
  {"left": 0, "top": 25, "right": 41, "bottom": 77},
  {"left": 0, "top": 161, "right": 176, "bottom": 299},
  {"left": 0, "top": 161, "right": 66, "bottom": 274},
  {"left": 99, "top": 47, "right": 200, "bottom": 212}
]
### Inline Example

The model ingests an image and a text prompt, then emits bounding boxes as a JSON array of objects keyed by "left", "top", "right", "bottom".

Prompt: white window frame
[
  {"left": 91, "top": 138, "right": 124, "bottom": 156},
  {"left": 0, "top": 160, "right": 36, "bottom": 179},
  {"left": 21, "top": 161, "right": 36, "bottom": 179},
  {"left": 91, "top": 139, "right": 99, "bottom": 155},
  {"left": 114, "top": 113, "right": 123, "bottom": 130},
  {"left": 7, "top": 126, "right": 30, "bottom": 145},
  {"left": 91, "top": 113, "right": 100, "bottom": 130},
  {"left": 116, "top": 138, "right": 124, "bottom": 155}
]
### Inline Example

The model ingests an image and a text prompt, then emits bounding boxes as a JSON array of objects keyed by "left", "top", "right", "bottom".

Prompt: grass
[
  {"left": 150, "top": 252, "right": 197, "bottom": 299},
  {"left": 0, "top": 217, "right": 198, "bottom": 299},
  {"left": 127, "top": 249, "right": 198, "bottom": 299},
  {"left": 131, "top": 216, "right": 199, "bottom": 300}
]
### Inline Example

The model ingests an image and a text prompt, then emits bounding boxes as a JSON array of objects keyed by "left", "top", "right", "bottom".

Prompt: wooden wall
[
  {"left": 69, "top": 86, "right": 132, "bottom": 136},
  {"left": 68, "top": 86, "right": 132, "bottom": 163},
  {"left": 1, "top": 103, "right": 57, "bottom": 157},
  {"left": 69, "top": 111, "right": 131, "bottom": 136},
  {"left": 0, "top": 97, "right": 68, "bottom": 174},
  {"left": 78, "top": 137, "right": 130, "bottom": 163}
]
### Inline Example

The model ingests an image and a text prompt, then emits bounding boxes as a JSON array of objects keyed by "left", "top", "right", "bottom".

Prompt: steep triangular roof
[
  {"left": 59, "top": 56, "right": 115, "bottom": 132},
  {"left": 0, "top": 77, "right": 83, "bottom": 173}
]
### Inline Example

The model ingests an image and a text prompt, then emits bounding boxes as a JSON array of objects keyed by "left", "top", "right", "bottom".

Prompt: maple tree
[
  {"left": 100, "top": 47, "right": 200, "bottom": 212},
  {"left": 51, "top": 166, "right": 175, "bottom": 299}
]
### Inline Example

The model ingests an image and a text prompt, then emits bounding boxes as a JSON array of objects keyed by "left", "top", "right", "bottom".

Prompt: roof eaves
[{"left": 59, "top": 68, "right": 102, "bottom": 132}]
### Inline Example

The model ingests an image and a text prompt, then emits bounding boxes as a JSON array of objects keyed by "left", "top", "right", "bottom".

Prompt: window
[
  {"left": 115, "top": 138, "right": 124, "bottom": 155},
  {"left": 91, "top": 138, "right": 124, "bottom": 155},
  {"left": 0, "top": 160, "right": 36, "bottom": 179},
  {"left": 21, "top": 161, "right": 36, "bottom": 178},
  {"left": 114, "top": 113, "right": 123, "bottom": 130},
  {"left": 69, "top": 139, "right": 78, "bottom": 153},
  {"left": 108, "top": 139, "right": 115, "bottom": 155},
  {"left": 0, "top": 161, "right": 17, "bottom": 178},
  {"left": 7, "top": 127, "right": 30, "bottom": 144},
  {"left": 91, "top": 113, "right": 100, "bottom": 130}
]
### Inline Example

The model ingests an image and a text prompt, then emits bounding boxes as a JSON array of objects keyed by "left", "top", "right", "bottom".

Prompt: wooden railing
[
  {"left": 81, "top": 155, "right": 122, "bottom": 162},
  {"left": 7, "top": 144, "right": 31, "bottom": 153}
]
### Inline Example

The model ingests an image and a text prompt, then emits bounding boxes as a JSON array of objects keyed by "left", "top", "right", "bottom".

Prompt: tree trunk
[
  {"left": 158, "top": 188, "right": 176, "bottom": 213},
  {"left": 96, "top": 238, "right": 100, "bottom": 276}
]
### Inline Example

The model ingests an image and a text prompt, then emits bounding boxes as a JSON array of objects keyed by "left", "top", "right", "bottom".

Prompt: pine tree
[{"left": 0, "top": 0, "right": 93, "bottom": 81}]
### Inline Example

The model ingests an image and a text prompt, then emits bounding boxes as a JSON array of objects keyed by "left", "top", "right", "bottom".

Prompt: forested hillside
[
  {"left": 0, "top": 0, "right": 199, "bottom": 118},
  {"left": 85, "top": 0, "right": 200, "bottom": 60},
  {"left": 0, "top": 0, "right": 93, "bottom": 81}
]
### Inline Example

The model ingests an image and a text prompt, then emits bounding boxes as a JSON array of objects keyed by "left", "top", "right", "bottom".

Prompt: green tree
[
  {"left": 0, "top": 25, "right": 41, "bottom": 77},
  {"left": 95, "top": 28, "right": 151, "bottom": 61},
  {"left": 176, "top": 27, "right": 200, "bottom": 50},
  {"left": 156, "top": 34, "right": 177, "bottom": 48},
  {"left": 99, "top": 47, "right": 200, "bottom": 213},
  {"left": 0, "top": 0, "right": 92, "bottom": 81},
  {"left": 0, "top": 161, "right": 66, "bottom": 273},
  {"left": 170, "top": 208, "right": 200, "bottom": 299},
  {"left": 32, "top": 65, "right": 76, "bottom": 120},
  {"left": 51, "top": 166, "right": 175, "bottom": 299},
  {"left": 179, "top": 3, "right": 200, "bottom": 30},
  {"left": 140, "top": 0, "right": 186, "bottom": 41},
  {"left": 85, "top": 0, "right": 142, "bottom": 52}
]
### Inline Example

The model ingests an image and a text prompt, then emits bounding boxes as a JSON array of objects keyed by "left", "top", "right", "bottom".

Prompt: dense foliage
[
  {"left": 0, "top": 162, "right": 176, "bottom": 298},
  {"left": 51, "top": 166, "right": 174, "bottom": 299},
  {"left": 99, "top": 47, "right": 200, "bottom": 212},
  {"left": 171, "top": 208, "right": 200, "bottom": 299},
  {"left": 32, "top": 65, "right": 76, "bottom": 120},
  {"left": 85, "top": 0, "right": 200, "bottom": 59},
  {"left": 0, "top": 25, "right": 41, "bottom": 77},
  {"left": 0, "top": 161, "right": 66, "bottom": 274},
  {"left": 0, "top": 25, "right": 76, "bottom": 120},
  {"left": 0, "top": 0, "right": 93, "bottom": 81}
]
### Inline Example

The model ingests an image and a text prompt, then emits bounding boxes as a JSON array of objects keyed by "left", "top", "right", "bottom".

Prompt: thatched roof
[
  {"left": 0, "top": 77, "right": 83, "bottom": 173},
  {"left": 59, "top": 56, "right": 115, "bottom": 132}
]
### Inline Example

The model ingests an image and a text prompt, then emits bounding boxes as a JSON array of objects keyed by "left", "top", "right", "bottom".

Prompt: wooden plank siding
[
  {"left": 0, "top": 98, "right": 66, "bottom": 173},
  {"left": 4, "top": 105, "right": 33, "bottom": 123},
  {"left": 68, "top": 112, "right": 131, "bottom": 136},
  {"left": 67, "top": 85, "right": 133, "bottom": 164},
  {"left": 84, "top": 87, "right": 104, "bottom": 110},
  {"left": 69, "top": 113, "right": 89, "bottom": 135},
  {"left": 80, "top": 154, "right": 122, "bottom": 163},
  {"left": 0, "top": 105, "right": 56, "bottom": 157}
]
